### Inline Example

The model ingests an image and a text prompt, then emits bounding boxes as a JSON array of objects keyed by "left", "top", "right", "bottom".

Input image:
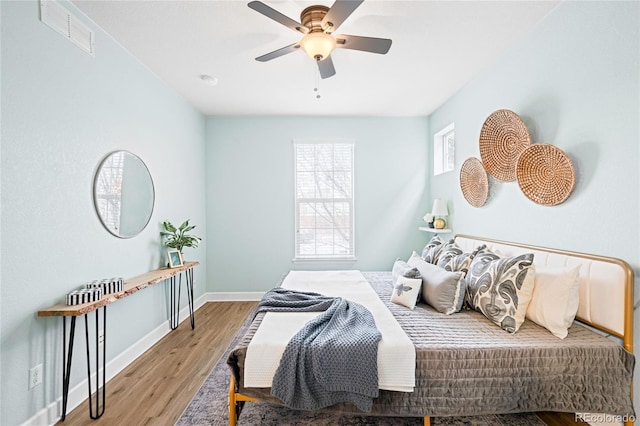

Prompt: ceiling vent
[{"left": 40, "top": 0, "right": 94, "bottom": 56}]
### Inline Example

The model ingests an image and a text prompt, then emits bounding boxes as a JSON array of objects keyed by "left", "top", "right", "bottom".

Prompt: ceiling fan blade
[
  {"left": 255, "top": 42, "right": 300, "bottom": 62},
  {"left": 248, "top": 1, "right": 308, "bottom": 34},
  {"left": 321, "top": 0, "right": 364, "bottom": 33},
  {"left": 335, "top": 34, "right": 392, "bottom": 54},
  {"left": 317, "top": 56, "right": 336, "bottom": 79}
]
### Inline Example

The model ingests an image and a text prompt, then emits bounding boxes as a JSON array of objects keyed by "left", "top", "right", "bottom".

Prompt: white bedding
[{"left": 244, "top": 270, "right": 416, "bottom": 392}]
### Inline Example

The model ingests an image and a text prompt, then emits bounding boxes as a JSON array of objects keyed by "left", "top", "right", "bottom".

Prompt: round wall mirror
[{"left": 93, "top": 151, "right": 155, "bottom": 238}]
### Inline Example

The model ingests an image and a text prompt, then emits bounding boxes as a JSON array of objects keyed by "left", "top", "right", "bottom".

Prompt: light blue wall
[
  {"left": 0, "top": 1, "right": 207, "bottom": 425},
  {"left": 427, "top": 0, "right": 640, "bottom": 409},
  {"left": 3, "top": 0, "right": 638, "bottom": 423},
  {"left": 429, "top": 0, "right": 639, "bottom": 256},
  {"left": 206, "top": 116, "right": 430, "bottom": 292}
]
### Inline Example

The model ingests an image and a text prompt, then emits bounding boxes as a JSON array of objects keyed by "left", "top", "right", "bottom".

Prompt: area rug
[{"left": 176, "top": 314, "right": 545, "bottom": 426}]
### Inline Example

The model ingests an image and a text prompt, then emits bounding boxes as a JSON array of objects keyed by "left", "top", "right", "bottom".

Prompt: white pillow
[
  {"left": 390, "top": 276, "right": 422, "bottom": 310},
  {"left": 525, "top": 266, "right": 580, "bottom": 339}
]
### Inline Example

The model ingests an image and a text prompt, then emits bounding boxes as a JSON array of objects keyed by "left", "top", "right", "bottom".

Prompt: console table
[{"left": 37, "top": 261, "right": 199, "bottom": 420}]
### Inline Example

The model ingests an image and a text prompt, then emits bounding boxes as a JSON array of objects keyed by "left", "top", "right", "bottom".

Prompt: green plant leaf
[{"left": 163, "top": 221, "right": 177, "bottom": 233}]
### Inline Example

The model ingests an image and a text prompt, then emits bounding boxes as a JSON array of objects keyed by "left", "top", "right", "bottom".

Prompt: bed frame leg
[
  {"left": 229, "top": 375, "right": 237, "bottom": 426},
  {"left": 424, "top": 416, "right": 431, "bottom": 426}
]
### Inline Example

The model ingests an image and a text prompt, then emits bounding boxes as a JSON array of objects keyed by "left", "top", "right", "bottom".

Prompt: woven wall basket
[
  {"left": 460, "top": 157, "right": 489, "bottom": 207},
  {"left": 479, "top": 109, "right": 531, "bottom": 182},
  {"left": 516, "top": 143, "right": 576, "bottom": 206}
]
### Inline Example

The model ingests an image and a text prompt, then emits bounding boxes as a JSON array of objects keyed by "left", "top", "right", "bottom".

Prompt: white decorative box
[
  {"left": 66, "top": 288, "right": 103, "bottom": 305},
  {"left": 85, "top": 277, "right": 124, "bottom": 295}
]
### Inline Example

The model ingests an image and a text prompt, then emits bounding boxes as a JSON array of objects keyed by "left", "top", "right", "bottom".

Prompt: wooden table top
[{"left": 37, "top": 262, "right": 200, "bottom": 317}]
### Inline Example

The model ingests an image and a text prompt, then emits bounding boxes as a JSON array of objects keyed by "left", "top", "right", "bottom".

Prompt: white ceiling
[{"left": 71, "top": 0, "right": 560, "bottom": 116}]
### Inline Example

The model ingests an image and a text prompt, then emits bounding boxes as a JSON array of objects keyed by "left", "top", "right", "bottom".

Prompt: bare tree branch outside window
[
  {"left": 294, "top": 140, "right": 354, "bottom": 260},
  {"left": 95, "top": 152, "right": 124, "bottom": 232}
]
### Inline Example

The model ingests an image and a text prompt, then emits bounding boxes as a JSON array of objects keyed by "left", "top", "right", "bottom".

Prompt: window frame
[
  {"left": 433, "top": 123, "right": 455, "bottom": 176},
  {"left": 293, "top": 139, "right": 356, "bottom": 263}
]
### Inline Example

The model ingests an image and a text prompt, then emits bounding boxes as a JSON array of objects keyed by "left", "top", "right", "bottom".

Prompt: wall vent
[{"left": 40, "top": 0, "right": 95, "bottom": 56}]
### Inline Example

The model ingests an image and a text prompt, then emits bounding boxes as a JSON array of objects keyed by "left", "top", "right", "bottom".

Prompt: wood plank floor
[
  {"left": 58, "top": 301, "right": 257, "bottom": 426},
  {"left": 57, "top": 301, "right": 582, "bottom": 426}
]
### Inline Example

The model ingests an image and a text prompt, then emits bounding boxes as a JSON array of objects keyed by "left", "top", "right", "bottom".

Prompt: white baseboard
[{"left": 205, "top": 291, "right": 265, "bottom": 301}]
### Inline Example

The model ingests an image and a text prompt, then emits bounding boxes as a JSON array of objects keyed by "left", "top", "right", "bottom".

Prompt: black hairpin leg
[
  {"left": 85, "top": 307, "right": 106, "bottom": 419},
  {"left": 170, "top": 274, "right": 181, "bottom": 330},
  {"left": 186, "top": 268, "right": 195, "bottom": 330},
  {"left": 61, "top": 316, "right": 77, "bottom": 421}
]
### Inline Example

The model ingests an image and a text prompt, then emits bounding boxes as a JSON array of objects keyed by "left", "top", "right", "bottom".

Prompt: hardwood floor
[
  {"left": 58, "top": 301, "right": 257, "bottom": 426},
  {"left": 57, "top": 301, "right": 582, "bottom": 426},
  {"left": 537, "top": 412, "right": 587, "bottom": 426}
]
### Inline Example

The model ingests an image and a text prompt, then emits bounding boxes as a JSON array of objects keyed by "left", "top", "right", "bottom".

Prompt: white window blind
[
  {"left": 94, "top": 151, "right": 124, "bottom": 233},
  {"left": 294, "top": 140, "right": 355, "bottom": 261}
]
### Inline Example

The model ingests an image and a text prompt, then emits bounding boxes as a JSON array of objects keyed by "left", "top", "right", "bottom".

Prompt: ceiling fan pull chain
[{"left": 314, "top": 65, "right": 321, "bottom": 99}]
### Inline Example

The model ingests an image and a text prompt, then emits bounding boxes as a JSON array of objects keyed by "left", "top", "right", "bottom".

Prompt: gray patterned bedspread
[{"left": 228, "top": 272, "right": 635, "bottom": 418}]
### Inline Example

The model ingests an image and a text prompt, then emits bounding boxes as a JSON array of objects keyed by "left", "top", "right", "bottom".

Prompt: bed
[{"left": 227, "top": 234, "right": 635, "bottom": 425}]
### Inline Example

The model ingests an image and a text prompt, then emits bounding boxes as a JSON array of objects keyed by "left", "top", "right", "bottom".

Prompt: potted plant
[{"left": 161, "top": 219, "right": 202, "bottom": 259}]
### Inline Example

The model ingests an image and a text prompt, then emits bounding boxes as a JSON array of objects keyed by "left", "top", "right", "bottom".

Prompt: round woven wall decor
[
  {"left": 460, "top": 157, "right": 489, "bottom": 207},
  {"left": 516, "top": 143, "right": 575, "bottom": 206},
  {"left": 479, "top": 109, "right": 531, "bottom": 182}
]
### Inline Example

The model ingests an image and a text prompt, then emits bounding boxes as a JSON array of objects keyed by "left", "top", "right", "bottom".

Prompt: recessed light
[{"left": 200, "top": 74, "right": 218, "bottom": 86}]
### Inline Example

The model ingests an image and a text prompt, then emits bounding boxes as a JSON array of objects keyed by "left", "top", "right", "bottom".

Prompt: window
[
  {"left": 94, "top": 151, "right": 124, "bottom": 232},
  {"left": 433, "top": 123, "right": 455, "bottom": 175},
  {"left": 294, "top": 140, "right": 355, "bottom": 261}
]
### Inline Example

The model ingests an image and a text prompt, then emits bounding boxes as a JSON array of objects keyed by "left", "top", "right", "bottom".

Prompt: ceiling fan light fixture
[{"left": 300, "top": 32, "right": 336, "bottom": 61}]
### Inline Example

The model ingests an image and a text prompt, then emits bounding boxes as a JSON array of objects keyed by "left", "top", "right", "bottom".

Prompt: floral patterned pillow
[
  {"left": 436, "top": 243, "right": 486, "bottom": 274},
  {"left": 421, "top": 235, "right": 448, "bottom": 264},
  {"left": 465, "top": 249, "right": 535, "bottom": 333}
]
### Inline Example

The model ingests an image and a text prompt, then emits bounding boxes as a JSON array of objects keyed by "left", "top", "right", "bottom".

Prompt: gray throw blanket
[{"left": 256, "top": 287, "right": 382, "bottom": 412}]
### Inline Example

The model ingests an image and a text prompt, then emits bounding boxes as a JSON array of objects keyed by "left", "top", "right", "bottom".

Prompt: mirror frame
[{"left": 93, "top": 150, "right": 155, "bottom": 239}]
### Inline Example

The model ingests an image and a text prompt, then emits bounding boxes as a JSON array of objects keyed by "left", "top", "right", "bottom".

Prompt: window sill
[{"left": 292, "top": 257, "right": 358, "bottom": 265}]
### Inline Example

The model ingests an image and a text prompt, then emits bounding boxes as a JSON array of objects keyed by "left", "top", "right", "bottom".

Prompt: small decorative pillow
[
  {"left": 408, "top": 252, "right": 466, "bottom": 314},
  {"left": 391, "top": 258, "right": 422, "bottom": 283},
  {"left": 390, "top": 276, "right": 422, "bottom": 310},
  {"left": 465, "top": 249, "right": 535, "bottom": 333},
  {"left": 436, "top": 243, "right": 487, "bottom": 274},
  {"left": 526, "top": 266, "right": 581, "bottom": 339},
  {"left": 421, "top": 235, "right": 447, "bottom": 264}
]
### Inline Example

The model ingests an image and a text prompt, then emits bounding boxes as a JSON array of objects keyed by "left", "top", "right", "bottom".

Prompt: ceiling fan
[{"left": 248, "top": 0, "right": 392, "bottom": 79}]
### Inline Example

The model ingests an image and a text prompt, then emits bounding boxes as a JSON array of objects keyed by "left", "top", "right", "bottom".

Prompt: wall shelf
[{"left": 419, "top": 226, "right": 452, "bottom": 234}]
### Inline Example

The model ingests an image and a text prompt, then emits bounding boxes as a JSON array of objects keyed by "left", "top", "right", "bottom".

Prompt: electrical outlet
[
  {"left": 98, "top": 329, "right": 104, "bottom": 346},
  {"left": 29, "top": 364, "right": 43, "bottom": 389}
]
